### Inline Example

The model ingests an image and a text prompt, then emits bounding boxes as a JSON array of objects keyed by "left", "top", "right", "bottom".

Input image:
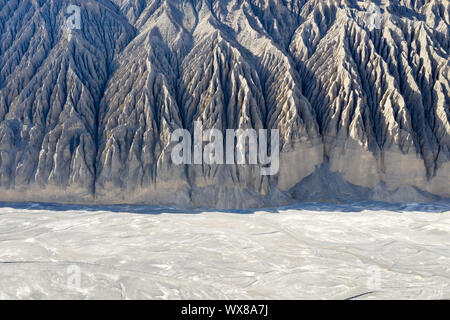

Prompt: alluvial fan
[{"left": 0, "top": 0, "right": 448, "bottom": 208}]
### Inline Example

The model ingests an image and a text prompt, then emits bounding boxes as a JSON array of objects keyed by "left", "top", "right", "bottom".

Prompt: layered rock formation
[{"left": 0, "top": 0, "right": 448, "bottom": 208}]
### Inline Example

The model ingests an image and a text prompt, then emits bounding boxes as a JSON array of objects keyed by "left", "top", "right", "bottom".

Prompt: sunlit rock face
[{"left": 0, "top": 0, "right": 448, "bottom": 208}]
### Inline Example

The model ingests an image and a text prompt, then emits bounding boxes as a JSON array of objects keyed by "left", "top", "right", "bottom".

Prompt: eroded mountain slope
[{"left": 0, "top": 0, "right": 448, "bottom": 207}]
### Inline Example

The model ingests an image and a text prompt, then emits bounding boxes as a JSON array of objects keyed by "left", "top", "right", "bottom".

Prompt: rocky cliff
[{"left": 0, "top": 0, "right": 448, "bottom": 208}]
